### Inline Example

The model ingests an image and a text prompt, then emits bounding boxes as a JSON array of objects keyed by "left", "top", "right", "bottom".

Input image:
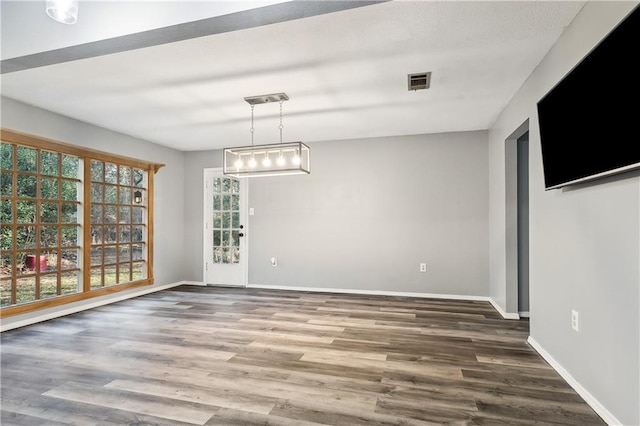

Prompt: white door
[{"left": 204, "top": 169, "right": 248, "bottom": 286}]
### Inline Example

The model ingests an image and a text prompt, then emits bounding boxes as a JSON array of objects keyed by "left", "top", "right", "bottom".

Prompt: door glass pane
[
  {"left": 211, "top": 175, "right": 241, "bottom": 265},
  {"left": 222, "top": 178, "right": 231, "bottom": 193}
]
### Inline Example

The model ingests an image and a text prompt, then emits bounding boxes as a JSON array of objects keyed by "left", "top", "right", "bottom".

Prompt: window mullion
[
  {"left": 35, "top": 149, "right": 41, "bottom": 301},
  {"left": 82, "top": 157, "right": 91, "bottom": 293},
  {"left": 146, "top": 168, "right": 154, "bottom": 282}
]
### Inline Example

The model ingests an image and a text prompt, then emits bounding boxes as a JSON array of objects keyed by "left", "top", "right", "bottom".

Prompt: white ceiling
[{"left": 0, "top": 1, "right": 585, "bottom": 152}]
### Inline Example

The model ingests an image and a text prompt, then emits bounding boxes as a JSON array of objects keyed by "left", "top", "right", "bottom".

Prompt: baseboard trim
[
  {"left": 489, "top": 298, "right": 520, "bottom": 320},
  {"left": 246, "top": 283, "right": 491, "bottom": 302},
  {"left": 0, "top": 281, "right": 185, "bottom": 333},
  {"left": 527, "top": 337, "right": 621, "bottom": 426},
  {"left": 181, "top": 281, "right": 206, "bottom": 286},
  {"left": 518, "top": 311, "right": 530, "bottom": 318}
]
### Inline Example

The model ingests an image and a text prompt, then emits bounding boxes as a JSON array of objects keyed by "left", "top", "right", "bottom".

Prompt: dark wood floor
[{"left": 1, "top": 285, "right": 605, "bottom": 425}]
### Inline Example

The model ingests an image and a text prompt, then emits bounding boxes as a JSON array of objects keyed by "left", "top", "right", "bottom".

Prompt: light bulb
[
  {"left": 248, "top": 157, "right": 257, "bottom": 168},
  {"left": 292, "top": 154, "right": 301, "bottom": 165},
  {"left": 234, "top": 159, "right": 243, "bottom": 169},
  {"left": 276, "top": 156, "right": 286, "bottom": 166},
  {"left": 262, "top": 156, "right": 272, "bottom": 167}
]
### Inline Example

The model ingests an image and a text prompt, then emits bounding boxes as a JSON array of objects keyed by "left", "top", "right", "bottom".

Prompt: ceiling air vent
[{"left": 408, "top": 72, "right": 431, "bottom": 91}]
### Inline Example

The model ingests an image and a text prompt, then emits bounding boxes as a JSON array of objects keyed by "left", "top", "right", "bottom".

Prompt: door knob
[{"left": 238, "top": 233, "right": 244, "bottom": 237}]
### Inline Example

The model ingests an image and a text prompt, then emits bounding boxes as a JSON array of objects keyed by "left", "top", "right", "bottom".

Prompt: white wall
[
  {"left": 183, "top": 131, "right": 489, "bottom": 297},
  {"left": 488, "top": 3, "right": 639, "bottom": 424},
  {"left": 1, "top": 96, "right": 186, "bottom": 327}
]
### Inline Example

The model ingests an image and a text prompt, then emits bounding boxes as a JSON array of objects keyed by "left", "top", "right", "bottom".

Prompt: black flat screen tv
[{"left": 537, "top": 6, "right": 640, "bottom": 190}]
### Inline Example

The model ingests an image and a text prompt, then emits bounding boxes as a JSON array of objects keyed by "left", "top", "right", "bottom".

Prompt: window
[{"left": 0, "top": 128, "right": 163, "bottom": 317}]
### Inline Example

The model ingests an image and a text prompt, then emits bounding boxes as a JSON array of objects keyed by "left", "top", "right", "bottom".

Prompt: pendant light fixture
[
  {"left": 223, "top": 93, "right": 310, "bottom": 178},
  {"left": 46, "top": 0, "right": 79, "bottom": 24}
]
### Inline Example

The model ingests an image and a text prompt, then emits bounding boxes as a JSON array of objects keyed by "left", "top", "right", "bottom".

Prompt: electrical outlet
[
  {"left": 571, "top": 310, "right": 579, "bottom": 331},
  {"left": 419, "top": 263, "right": 427, "bottom": 273}
]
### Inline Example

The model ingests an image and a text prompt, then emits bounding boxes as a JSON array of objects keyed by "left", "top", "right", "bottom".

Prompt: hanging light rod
[
  {"left": 244, "top": 93, "right": 289, "bottom": 105},
  {"left": 223, "top": 92, "right": 310, "bottom": 178}
]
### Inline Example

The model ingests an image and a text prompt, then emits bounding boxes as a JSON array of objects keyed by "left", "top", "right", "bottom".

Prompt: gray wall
[
  {"left": 182, "top": 149, "right": 222, "bottom": 281},
  {"left": 1, "top": 96, "right": 186, "bottom": 325},
  {"left": 488, "top": 2, "right": 639, "bottom": 424},
  {"left": 183, "top": 131, "right": 490, "bottom": 296}
]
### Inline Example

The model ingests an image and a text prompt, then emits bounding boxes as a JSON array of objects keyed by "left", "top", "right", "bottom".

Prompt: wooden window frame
[{"left": 1, "top": 128, "right": 164, "bottom": 318}]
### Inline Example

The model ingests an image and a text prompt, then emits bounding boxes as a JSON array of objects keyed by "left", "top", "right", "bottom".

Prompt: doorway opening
[{"left": 505, "top": 120, "right": 529, "bottom": 318}]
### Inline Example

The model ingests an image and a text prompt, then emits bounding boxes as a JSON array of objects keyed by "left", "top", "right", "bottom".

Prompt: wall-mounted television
[{"left": 537, "top": 6, "right": 640, "bottom": 190}]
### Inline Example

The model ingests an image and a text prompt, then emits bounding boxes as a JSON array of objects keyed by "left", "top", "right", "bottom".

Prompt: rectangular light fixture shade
[{"left": 223, "top": 141, "right": 310, "bottom": 178}]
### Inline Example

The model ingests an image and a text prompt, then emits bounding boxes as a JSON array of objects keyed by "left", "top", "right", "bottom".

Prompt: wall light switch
[
  {"left": 249, "top": 208, "right": 255, "bottom": 216},
  {"left": 571, "top": 310, "right": 579, "bottom": 332}
]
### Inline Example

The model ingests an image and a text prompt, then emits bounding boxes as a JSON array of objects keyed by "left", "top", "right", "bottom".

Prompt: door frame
[
  {"left": 504, "top": 119, "right": 529, "bottom": 318},
  {"left": 202, "top": 167, "right": 249, "bottom": 287}
]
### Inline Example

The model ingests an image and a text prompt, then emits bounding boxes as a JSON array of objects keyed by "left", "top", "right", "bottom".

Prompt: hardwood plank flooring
[{"left": 1, "top": 285, "right": 605, "bottom": 425}]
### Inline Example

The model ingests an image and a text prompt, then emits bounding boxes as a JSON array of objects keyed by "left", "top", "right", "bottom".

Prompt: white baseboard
[
  {"left": 246, "top": 283, "right": 491, "bottom": 302},
  {"left": 489, "top": 298, "right": 520, "bottom": 320},
  {"left": 527, "top": 337, "right": 621, "bottom": 426},
  {"left": 0, "top": 281, "right": 186, "bottom": 333},
  {"left": 518, "top": 311, "right": 530, "bottom": 318},
  {"left": 181, "top": 281, "right": 206, "bottom": 286}
]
